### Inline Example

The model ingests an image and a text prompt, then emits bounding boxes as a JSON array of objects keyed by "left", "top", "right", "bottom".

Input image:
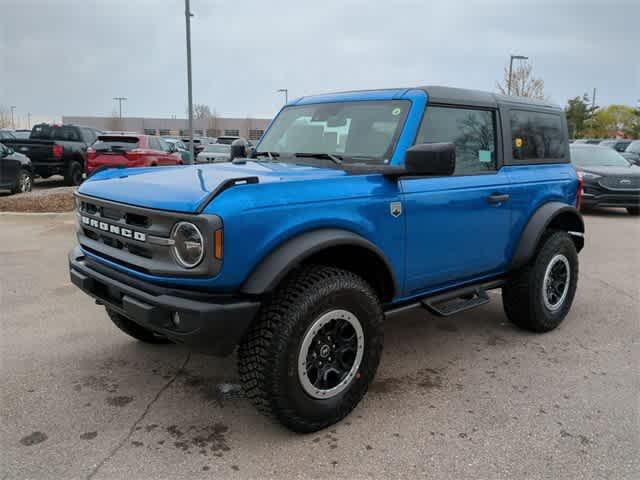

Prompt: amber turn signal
[{"left": 214, "top": 229, "right": 223, "bottom": 260}]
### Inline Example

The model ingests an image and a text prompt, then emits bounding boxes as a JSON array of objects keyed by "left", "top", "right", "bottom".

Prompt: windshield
[
  {"left": 257, "top": 100, "right": 410, "bottom": 164},
  {"left": 627, "top": 141, "right": 640, "bottom": 154},
  {"left": 571, "top": 146, "right": 630, "bottom": 167},
  {"left": 204, "top": 144, "right": 230, "bottom": 153}
]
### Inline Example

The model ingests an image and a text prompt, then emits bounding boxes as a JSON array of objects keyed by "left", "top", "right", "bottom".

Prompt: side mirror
[
  {"left": 404, "top": 142, "right": 456, "bottom": 176},
  {"left": 229, "top": 138, "right": 248, "bottom": 161}
]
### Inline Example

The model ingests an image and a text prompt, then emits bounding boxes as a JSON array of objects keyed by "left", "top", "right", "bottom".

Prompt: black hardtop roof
[{"left": 418, "top": 85, "right": 560, "bottom": 111}]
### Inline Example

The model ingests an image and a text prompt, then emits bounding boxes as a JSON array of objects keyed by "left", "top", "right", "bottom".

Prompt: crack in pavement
[
  {"left": 85, "top": 352, "right": 191, "bottom": 480},
  {"left": 583, "top": 272, "right": 637, "bottom": 301}
]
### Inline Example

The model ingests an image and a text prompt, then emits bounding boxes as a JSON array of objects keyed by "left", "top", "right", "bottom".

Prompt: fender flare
[
  {"left": 509, "top": 202, "right": 584, "bottom": 270},
  {"left": 240, "top": 228, "right": 398, "bottom": 297}
]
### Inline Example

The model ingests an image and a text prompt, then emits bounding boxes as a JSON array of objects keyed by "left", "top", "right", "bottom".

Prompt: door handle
[{"left": 487, "top": 194, "right": 510, "bottom": 204}]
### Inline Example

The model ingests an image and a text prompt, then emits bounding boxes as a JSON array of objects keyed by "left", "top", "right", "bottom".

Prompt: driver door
[{"left": 401, "top": 104, "right": 512, "bottom": 295}]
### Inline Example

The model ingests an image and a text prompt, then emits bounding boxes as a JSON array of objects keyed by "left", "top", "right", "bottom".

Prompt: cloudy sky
[{"left": 1, "top": 0, "right": 638, "bottom": 125}]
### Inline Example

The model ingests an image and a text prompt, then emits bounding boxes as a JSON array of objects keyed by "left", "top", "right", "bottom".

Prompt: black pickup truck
[{"left": 3, "top": 124, "right": 102, "bottom": 185}]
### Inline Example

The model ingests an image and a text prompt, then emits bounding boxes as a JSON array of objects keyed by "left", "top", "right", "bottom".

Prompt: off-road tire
[
  {"left": 627, "top": 207, "right": 640, "bottom": 216},
  {"left": 106, "top": 308, "right": 172, "bottom": 344},
  {"left": 502, "top": 230, "right": 578, "bottom": 333},
  {"left": 237, "top": 265, "right": 384, "bottom": 433},
  {"left": 11, "top": 169, "right": 33, "bottom": 194},
  {"left": 64, "top": 160, "right": 83, "bottom": 186}
]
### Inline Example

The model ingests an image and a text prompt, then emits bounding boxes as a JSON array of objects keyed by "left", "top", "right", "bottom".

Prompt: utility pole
[
  {"left": 185, "top": 0, "right": 195, "bottom": 163},
  {"left": 10, "top": 106, "right": 16, "bottom": 129},
  {"left": 591, "top": 88, "right": 597, "bottom": 111},
  {"left": 113, "top": 97, "right": 127, "bottom": 118},
  {"left": 507, "top": 55, "right": 528, "bottom": 96},
  {"left": 277, "top": 88, "right": 289, "bottom": 104},
  {"left": 27, "top": 112, "right": 31, "bottom": 129}
]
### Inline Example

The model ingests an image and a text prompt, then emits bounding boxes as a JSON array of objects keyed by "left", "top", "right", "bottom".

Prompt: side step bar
[
  {"left": 422, "top": 288, "right": 489, "bottom": 316},
  {"left": 385, "top": 279, "right": 504, "bottom": 318}
]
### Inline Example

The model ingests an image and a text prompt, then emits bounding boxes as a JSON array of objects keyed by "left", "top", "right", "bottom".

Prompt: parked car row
[
  {"left": 570, "top": 144, "right": 640, "bottom": 215},
  {"left": 572, "top": 138, "right": 640, "bottom": 165},
  {"left": 0, "top": 142, "right": 34, "bottom": 194}
]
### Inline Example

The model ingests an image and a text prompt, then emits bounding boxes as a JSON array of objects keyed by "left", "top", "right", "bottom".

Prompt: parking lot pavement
[{"left": 1, "top": 210, "right": 638, "bottom": 480}]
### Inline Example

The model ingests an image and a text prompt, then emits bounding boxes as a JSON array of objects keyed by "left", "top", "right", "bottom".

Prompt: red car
[{"left": 86, "top": 134, "right": 182, "bottom": 175}]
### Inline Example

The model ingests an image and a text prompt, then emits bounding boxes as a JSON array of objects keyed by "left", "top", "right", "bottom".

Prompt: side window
[
  {"left": 158, "top": 138, "right": 170, "bottom": 152},
  {"left": 416, "top": 106, "right": 497, "bottom": 175},
  {"left": 148, "top": 137, "right": 160, "bottom": 151},
  {"left": 81, "top": 128, "right": 94, "bottom": 144},
  {"left": 510, "top": 110, "right": 564, "bottom": 161}
]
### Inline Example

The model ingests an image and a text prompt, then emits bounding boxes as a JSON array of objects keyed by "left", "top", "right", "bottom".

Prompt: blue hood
[{"left": 78, "top": 162, "right": 346, "bottom": 213}]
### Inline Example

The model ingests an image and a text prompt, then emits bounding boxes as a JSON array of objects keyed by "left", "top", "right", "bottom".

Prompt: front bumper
[
  {"left": 69, "top": 246, "right": 260, "bottom": 356},
  {"left": 582, "top": 191, "right": 640, "bottom": 208}
]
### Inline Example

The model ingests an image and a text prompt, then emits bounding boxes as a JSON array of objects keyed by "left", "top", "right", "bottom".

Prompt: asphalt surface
[{"left": 1, "top": 209, "right": 638, "bottom": 479}]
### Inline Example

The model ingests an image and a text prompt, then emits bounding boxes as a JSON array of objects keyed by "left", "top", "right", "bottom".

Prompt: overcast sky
[{"left": 1, "top": 0, "right": 638, "bottom": 125}]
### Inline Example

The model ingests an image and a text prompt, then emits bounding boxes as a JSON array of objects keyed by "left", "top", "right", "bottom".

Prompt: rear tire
[
  {"left": 11, "top": 169, "right": 33, "bottom": 194},
  {"left": 106, "top": 308, "right": 172, "bottom": 344},
  {"left": 627, "top": 207, "right": 640, "bottom": 215},
  {"left": 238, "top": 265, "right": 384, "bottom": 433},
  {"left": 64, "top": 161, "right": 83, "bottom": 186},
  {"left": 502, "top": 230, "right": 578, "bottom": 333}
]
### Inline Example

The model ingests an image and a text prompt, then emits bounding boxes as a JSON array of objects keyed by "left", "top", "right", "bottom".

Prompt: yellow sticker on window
[
  {"left": 392, "top": 108, "right": 401, "bottom": 116},
  {"left": 515, "top": 137, "right": 523, "bottom": 148}
]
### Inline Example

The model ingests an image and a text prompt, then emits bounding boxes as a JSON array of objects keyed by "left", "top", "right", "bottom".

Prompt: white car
[{"left": 196, "top": 143, "right": 231, "bottom": 163}]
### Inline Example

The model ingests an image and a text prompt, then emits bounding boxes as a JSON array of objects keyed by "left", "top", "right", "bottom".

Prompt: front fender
[
  {"left": 240, "top": 228, "right": 398, "bottom": 296},
  {"left": 509, "top": 202, "right": 584, "bottom": 270}
]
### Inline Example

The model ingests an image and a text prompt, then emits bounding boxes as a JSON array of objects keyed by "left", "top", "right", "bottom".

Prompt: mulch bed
[{"left": 0, "top": 187, "right": 76, "bottom": 213}]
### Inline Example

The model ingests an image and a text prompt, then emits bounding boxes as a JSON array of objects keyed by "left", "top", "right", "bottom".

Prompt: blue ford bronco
[{"left": 69, "top": 86, "right": 584, "bottom": 432}]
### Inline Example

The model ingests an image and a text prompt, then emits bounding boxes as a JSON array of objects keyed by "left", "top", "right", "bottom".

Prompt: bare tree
[
  {"left": 0, "top": 106, "right": 12, "bottom": 129},
  {"left": 194, "top": 104, "right": 212, "bottom": 120},
  {"left": 496, "top": 62, "right": 546, "bottom": 99}
]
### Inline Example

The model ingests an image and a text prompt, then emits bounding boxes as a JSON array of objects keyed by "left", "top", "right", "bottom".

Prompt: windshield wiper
[
  {"left": 294, "top": 152, "right": 343, "bottom": 165},
  {"left": 254, "top": 151, "right": 280, "bottom": 161}
]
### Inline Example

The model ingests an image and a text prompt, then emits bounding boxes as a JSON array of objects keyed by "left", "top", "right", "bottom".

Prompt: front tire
[
  {"left": 106, "top": 308, "right": 172, "bottom": 344},
  {"left": 238, "top": 265, "right": 384, "bottom": 433},
  {"left": 11, "top": 169, "right": 33, "bottom": 194},
  {"left": 627, "top": 207, "right": 640, "bottom": 215},
  {"left": 502, "top": 230, "right": 578, "bottom": 333}
]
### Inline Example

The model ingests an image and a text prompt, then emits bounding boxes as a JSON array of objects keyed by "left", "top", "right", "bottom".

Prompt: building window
[
  {"left": 144, "top": 128, "right": 157, "bottom": 135},
  {"left": 224, "top": 129, "right": 240, "bottom": 136},
  {"left": 159, "top": 129, "right": 172, "bottom": 137},
  {"left": 207, "top": 128, "right": 221, "bottom": 137},
  {"left": 249, "top": 129, "right": 264, "bottom": 140}
]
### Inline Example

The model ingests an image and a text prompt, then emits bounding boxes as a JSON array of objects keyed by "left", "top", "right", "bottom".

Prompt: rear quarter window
[{"left": 510, "top": 110, "right": 566, "bottom": 162}]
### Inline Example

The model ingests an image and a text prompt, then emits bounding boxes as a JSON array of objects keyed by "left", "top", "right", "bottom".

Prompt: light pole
[
  {"left": 185, "top": 0, "right": 195, "bottom": 163},
  {"left": 10, "top": 106, "right": 16, "bottom": 129},
  {"left": 113, "top": 97, "right": 127, "bottom": 118},
  {"left": 27, "top": 112, "right": 31, "bottom": 129},
  {"left": 507, "top": 55, "right": 528, "bottom": 96},
  {"left": 277, "top": 88, "right": 288, "bottom": 104}
]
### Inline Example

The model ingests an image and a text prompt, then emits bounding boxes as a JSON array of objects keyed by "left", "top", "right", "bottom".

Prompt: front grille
[
  {"left": 75, "top": 193, "right": 222, "bottom": 277},
  {"left": 598, "top": 176, "right": 640, "bottom": 191}
]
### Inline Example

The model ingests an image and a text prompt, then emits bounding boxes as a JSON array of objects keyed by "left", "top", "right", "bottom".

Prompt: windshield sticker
[
  {"left": 391, "top": 108, "right": 402, "bottom": 116},
  {"left": 515, "top": 137, "right": 523, "bottom": 148}
]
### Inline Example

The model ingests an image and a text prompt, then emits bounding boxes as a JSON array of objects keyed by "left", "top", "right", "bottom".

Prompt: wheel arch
[
  {"left": 240, "top": 228, "right": 398, "bottom": 302},
  {"left": 509, "top": 202, "right": 584, "bottom": 271}
]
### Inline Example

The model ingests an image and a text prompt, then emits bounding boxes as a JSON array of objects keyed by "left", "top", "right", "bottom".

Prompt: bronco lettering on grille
[{"left": 81, "top": 216, "right": 146, "bottom": 242}]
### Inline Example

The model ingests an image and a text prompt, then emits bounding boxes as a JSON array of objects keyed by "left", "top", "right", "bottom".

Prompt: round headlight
[{"left": 171, "top": 221, "right": 204, "bottom": 268}]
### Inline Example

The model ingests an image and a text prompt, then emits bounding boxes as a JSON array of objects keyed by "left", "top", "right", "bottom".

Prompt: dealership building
[{"left": 61, "top": 115, "right": 272, "bottom": 141}]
